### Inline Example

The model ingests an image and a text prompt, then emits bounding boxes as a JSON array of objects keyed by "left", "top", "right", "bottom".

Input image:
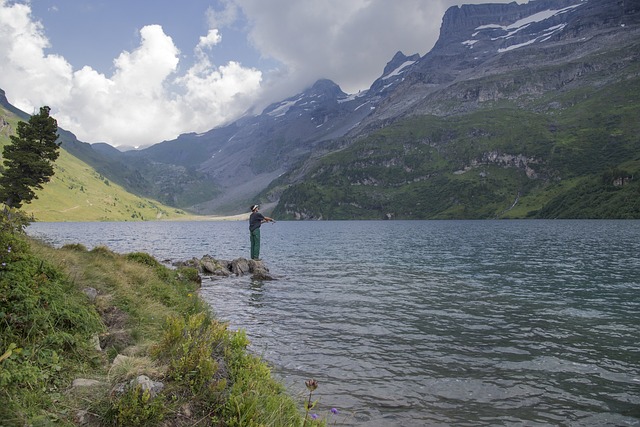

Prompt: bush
[
  {"left": 107, "top": 384, "right": 165, "bottom": 427},
  {"left": 61, "top": 243, "right": 88, "bottom": 252},
  {"left": 125, "top": 252, "right": 163, "bottom": 269},
  {"left": 152, "top": 313, "right": 228, "bottom": 401}
]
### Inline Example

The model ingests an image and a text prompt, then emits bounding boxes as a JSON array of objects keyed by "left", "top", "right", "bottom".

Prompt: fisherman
[{"left": 249, "top": 204, "right": 275, "bottom": 260}]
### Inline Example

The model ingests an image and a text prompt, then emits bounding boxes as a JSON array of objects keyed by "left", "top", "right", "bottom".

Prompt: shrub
[
  {"left": 61, "top": 243, "right": 88, "bottom": 252},
  {"left": 125, "top": 252, "right": 163, "bottom": 269},
  {"left": 107, "top": 384, "right": 165, "bottom": 427},
  {"left": 0, "top": 229, "right": 103, "bottom": 424},
  {"left": 152, "top": 313, "right": 228, "bottom": 404}
]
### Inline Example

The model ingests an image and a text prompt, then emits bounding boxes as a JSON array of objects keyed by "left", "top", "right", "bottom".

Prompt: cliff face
[
  {"left": 357, "top": 0, "right": 640, "bottom": 126},
  {"left": 271, "top": 0, "right": 640, "bottom": 220}
]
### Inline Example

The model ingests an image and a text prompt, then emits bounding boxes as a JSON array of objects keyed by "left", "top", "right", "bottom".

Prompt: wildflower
[
  {"left": 311, "top": 414, "right": 318, "bottom": 420},
  {"left": 7, "top": 246, "right": 11, "bottom": 253},
  {"left": 331, "top": 408, "right": 339, "bottom": 414},
  {"left": 305, "top": 379, "right": 318, "bottom": 392}
]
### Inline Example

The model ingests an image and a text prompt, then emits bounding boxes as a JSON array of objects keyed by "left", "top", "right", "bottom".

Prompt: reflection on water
[
  {"left": 248, "top": 279, "right": 265, "bottom": 308},
  {"left": 28, "top": 220, "right": 640, "bottom": 426}
]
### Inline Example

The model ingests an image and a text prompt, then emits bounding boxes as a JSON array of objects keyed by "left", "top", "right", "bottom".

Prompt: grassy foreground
[{"left": 0, "top": 210, "right": 313, "bottom": 426}]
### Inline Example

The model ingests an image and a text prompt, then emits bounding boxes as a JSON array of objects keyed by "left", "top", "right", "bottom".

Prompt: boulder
[
  {"left": 111, "top": 372, "right": 164, "bottom": 398},
  {"left": 90, "top": 334, "right": 102, "bottom": 351},
  {"left": 132, "top": 375, "right": 164, "bottom": 397},
  {"left": 180, "top": 256, "right": 276, "bottom": 280},
  {"left": 201, "top": 255, "right": 232, "bottom": 277},
  {"left": 248, "top": 260, "right": 275, "bottom": 281},
  {"left": 82, "top": 287, "right": 98, "bottom": 301},
  {"left": 230, "top": 258, "right": 251, "bottom": 275}
]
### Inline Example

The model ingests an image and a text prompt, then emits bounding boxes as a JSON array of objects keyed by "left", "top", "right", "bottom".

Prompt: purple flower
[
  {"left": 7, "top": 246, "right": 11, "bottom": 253},
  {"left": 331, "top": 408, "right": 339, "bottom": 414},
  {"left": 311, "top": 414, "right": 318, "bottom": 420},
  {"left": 1, "top": 263, "right": 5, "bottom": 267}
]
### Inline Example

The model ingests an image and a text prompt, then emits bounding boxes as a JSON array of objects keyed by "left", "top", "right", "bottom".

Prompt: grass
[
  {"left": 20, "top": 148, "right": 193, "bottom": 222},
  {"left": 0, "top": 210, "right": 310, "bottom": 426},
  {"left": 1, "top": 104, "right": 197, "bottom": 222}
]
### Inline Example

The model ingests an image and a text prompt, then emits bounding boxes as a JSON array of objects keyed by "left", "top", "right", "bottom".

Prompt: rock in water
[{"left": 176, "top": 256, "right": 276, "bottom": 281}]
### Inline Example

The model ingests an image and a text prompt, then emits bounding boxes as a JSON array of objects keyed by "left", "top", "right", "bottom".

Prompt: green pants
[{"left": 250, "top": 228, "right": 261, "bottom": 260}]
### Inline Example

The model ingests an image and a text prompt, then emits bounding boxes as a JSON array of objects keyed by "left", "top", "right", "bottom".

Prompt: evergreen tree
[{"left": 0, "top": 106, "right": 60, "bottom": 208}]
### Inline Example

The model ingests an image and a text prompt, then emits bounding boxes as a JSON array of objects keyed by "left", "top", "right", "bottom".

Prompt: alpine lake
[{"left": 27, "top": 219, "right": 640, "bottom": 426}]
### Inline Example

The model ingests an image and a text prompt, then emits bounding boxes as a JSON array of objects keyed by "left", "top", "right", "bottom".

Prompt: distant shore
[{"left": 170, "top": 212, "right": 250, "bottom": 221}]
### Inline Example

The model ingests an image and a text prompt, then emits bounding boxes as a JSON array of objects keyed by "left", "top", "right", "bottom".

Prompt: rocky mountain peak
[
  {"left": 435, "top": 0, "right": 586, "bottom": 54},
  {"left": 307, "top": 78, "right": 346, "bottom": 99},
  {"left": 382, "top": 51, "right": 421, "bottom": 76},
  {"left": 367, "top": 51, "right": 421, "bottom": 96},
  {"left": 263, "top": 78, "right": 346, "bottom": 118}
]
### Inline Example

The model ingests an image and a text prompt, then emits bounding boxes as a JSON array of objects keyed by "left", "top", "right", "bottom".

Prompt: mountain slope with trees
[
  {"left": 270, "top": 74, "right": 640, "bottom": 219},
  {"left": 0, "top": 102, "right": 191, "bottom": 221}
]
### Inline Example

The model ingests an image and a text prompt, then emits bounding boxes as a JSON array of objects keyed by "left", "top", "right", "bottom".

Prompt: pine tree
[{"left": 0, "top": 106, "right": 60, "bottom": 209}]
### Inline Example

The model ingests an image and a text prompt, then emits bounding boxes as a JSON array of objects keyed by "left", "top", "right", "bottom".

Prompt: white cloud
[
  {"left": 0, "top": 1, "right": 73, "bottom": 112},
  {"left": 206, "top": 0, "right": 239, "bottom": 30},
  {"left": 234, "top": 0, "right": 527, "bottom": 103},
  {"left": 197, "top": 29, "right": 222, "bottom": 52},
  {"left": 0, "top": 0, "right": 262, "bottom": 147},
  {"left": 235, "top": 0, "right": 449, "bottom": 95}
]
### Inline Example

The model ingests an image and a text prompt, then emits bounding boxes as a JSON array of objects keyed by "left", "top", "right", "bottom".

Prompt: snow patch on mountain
[
  {"left": 462, "top": 2, "right": 585, "bottom": 52},
  {"left": 383, "top": 60, "right": 417, "bottom": 80},
  {"left": 266, "top": 98, "right": 300, "bottom": 117}
]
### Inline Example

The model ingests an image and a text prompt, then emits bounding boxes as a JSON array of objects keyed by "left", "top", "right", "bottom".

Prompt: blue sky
[
  {"left": 0, "top": 0, "right": 525, "bottom": 148},
  {"left": 28, "top": 0, "right": 275, "bottom": 77}
]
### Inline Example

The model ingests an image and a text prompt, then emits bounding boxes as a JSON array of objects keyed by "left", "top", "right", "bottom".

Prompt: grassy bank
[{"left": 0, "top": 210, "right": 312, "bottom": 426}]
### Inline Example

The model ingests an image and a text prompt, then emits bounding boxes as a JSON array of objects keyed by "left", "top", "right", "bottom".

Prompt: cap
[{"left": 250, "top": 204, "right": 259, "bottom": 211}]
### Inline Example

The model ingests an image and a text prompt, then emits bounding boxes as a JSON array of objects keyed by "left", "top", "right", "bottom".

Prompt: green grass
[
  {"left": 0, "top": 213, "right": 309, "bottom": 426},
  {"left": 20, "top": 148, "right": 193, "bottom": 222}
]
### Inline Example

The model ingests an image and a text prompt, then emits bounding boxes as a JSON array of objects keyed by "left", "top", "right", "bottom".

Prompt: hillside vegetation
[
  {"left": 0, "top": 215, "right": 307, "bottom": 426},
  {"left": 0, "top": 105, "right": 193, "bottom": 222},
  {"left": 271, "top": 68, "right": 640, "bottom": 220},
  {"left": 22, "top": 149, "right": 191, "bottom": 222}
]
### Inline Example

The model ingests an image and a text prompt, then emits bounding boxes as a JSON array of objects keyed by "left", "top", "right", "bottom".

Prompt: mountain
[
  {"left": 3, "top": 0, "right": 639, "bottom": 219},
  {"left": 267, "top": 0, "right": 640, "bottom": 219},
  {"left": 121, "top": 0, "right": 639, "bottom": 219},
  {"left": 124, "top": 78, "right": 377, "bottom": 213},
  {"left": 356, "top": 0, "right": 640, "bottom": 125}
]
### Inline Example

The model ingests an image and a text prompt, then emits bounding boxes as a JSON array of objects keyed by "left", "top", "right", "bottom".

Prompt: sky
[{"left": 0, "top": 0, "right": 526, "bottom": 148}]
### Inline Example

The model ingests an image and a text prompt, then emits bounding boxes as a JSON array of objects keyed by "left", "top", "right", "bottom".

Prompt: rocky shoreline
[{"left": 175, "top": 255, "right": 276, "bottom": 281}]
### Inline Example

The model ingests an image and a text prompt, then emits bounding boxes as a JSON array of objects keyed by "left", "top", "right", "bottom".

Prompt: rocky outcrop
[
  {"left": 454, "top": 151, "right": 542, "bottom": 179},
  {"left": 176, "top": 256, "right": 275, "bottom": 281}
]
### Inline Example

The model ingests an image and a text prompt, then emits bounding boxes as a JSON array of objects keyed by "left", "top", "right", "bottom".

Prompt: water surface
[{"left": 28, "top": 220, "right": 640, "bottom": 426}]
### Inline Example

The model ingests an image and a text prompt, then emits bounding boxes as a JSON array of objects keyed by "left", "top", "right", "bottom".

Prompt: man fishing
[{"left": 249, "top": 204, "right": 275, "bottom": 260}]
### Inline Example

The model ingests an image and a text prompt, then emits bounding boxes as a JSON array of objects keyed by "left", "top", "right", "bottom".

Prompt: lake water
[{"left": 27, "top": 220, "right": 640, "bottom": 426}]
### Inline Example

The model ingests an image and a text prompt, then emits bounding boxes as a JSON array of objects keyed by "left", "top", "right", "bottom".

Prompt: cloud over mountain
[{"left": 0, "top": 0, "right": 525, "bottom": 147}]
